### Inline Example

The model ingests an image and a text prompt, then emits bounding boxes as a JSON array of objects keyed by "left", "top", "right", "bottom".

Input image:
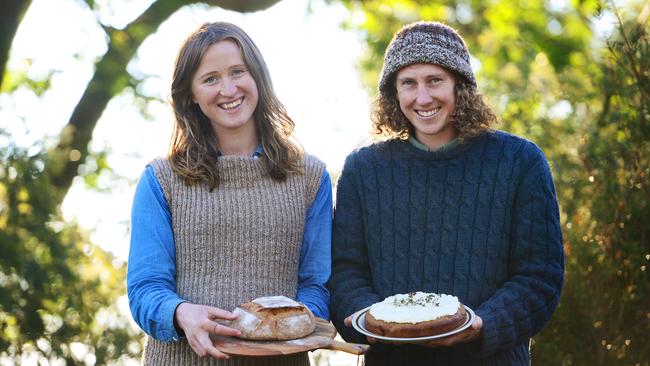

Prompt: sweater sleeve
[
  {"left": 328, "top": 153, "right": 382, "bottom": 343},
  {"left": 475, "top": 146, "right": 564, "bottom": 356}
]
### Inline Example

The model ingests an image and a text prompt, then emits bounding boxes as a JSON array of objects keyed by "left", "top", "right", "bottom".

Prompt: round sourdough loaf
[
  {"left": 229, "top": 296, "right": 316, "bottom": 340},
  {"left": 364, "top": 292, "right": 466, "bottom": 338}
]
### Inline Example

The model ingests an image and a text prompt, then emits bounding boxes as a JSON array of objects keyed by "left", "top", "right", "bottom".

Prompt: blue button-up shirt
[{"left": 127, "top": 152, "right": 332, "bottom": 342}]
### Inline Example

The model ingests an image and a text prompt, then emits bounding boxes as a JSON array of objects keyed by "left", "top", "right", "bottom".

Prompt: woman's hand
[
  {"left": 424, "top": 315, "right": 483, "bottom": 347},
  {"left": 174, "top": 302, "right": 241, "bottom": 359}
]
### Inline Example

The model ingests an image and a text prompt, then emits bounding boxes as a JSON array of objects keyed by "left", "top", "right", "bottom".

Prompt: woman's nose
[
  {"left": 220, "top": 78, "right": 237, "bottom": 96},
  {"left": 416, "top": 85, "right": 433, "bottom": 105}
]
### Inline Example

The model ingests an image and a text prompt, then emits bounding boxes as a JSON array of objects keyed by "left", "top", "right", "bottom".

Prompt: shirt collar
[
  {"left": 217, "top": 144, "right": 264, "bottom": 159},
  {"left": 252, "top": 145, "right": 264, "bottom": 159},
  {"left": 408, "top": 135, "right": 460, "bottom": 152}
]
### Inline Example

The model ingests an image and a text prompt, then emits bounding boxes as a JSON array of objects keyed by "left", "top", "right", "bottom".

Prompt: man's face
[{"left": 395, "top": 63, "right": 457, "bottom": 149}]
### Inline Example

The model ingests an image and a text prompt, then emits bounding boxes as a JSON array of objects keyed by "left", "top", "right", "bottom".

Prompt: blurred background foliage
[
  {"left": 335, "top": 0, "right": 649, "bottom": 364},
  {"left": 0, "top": 136, "right": 141, "bottom": 364},
  {"left": 0, "top": 0, "right": 648, "bottom": 364}
]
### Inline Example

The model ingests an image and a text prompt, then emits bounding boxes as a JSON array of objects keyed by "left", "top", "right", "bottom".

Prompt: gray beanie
[{"left": 378, "top": 21, "right": 476, "bottom": 94}]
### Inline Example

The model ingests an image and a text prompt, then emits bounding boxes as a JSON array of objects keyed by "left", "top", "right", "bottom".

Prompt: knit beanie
[{"left": 378, "top": 21, "right": 476, "bottom": 94}]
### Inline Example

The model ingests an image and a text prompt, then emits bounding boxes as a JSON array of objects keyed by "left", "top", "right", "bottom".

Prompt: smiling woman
[
  {"left": 127, "top": 21, "right": 333, "bottom": 366},
  {"left": 328, "top": 21, "right": 564, "bottom": 366}
]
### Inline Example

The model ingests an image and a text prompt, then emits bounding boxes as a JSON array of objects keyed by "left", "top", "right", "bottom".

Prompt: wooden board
[{"left": 211, "top": 318, "right": 368, "bottom": 356}]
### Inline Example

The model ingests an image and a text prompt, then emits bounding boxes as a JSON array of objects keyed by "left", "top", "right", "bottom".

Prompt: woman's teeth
[
  {"left": 220, "top": 98, "right": 243, "bottom": 110},
  {"left": 417, "top": 106, "right": 441, "bottom": 117}
]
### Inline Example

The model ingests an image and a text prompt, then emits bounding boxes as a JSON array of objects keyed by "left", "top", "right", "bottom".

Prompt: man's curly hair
[{"left": 371, "top": 77, "right": 497, "bottom": 140}]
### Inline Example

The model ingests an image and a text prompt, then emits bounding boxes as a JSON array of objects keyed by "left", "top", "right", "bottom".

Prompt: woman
[
  {"left": 328, "top": 21, "right": 563, "bottom": 365},
  {"left": 127, "top": 22, "right": 331, "bottom": 365}
]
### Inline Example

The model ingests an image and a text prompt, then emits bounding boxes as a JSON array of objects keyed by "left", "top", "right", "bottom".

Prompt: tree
[
  {"left": 335, "top": 0, "right": 649, "bottom": 364},
  {"left": 0, "top": 141, "right": 138, "bottom": 364},
  {"left": 0, "top": 0, "right": 281, "bottom": 363},
  {"left": 0, "top": 0, "right": 32, "bottom": 88},
  {"left": 533, "top": 6, "right": 650, "bottom": 364}
]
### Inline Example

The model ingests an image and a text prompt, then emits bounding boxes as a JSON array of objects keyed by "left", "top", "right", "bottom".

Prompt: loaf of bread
[
  {"left": 364, "top": 292, "right": 466, "bottom": 338},
  {"left": 229, "top": 296, "right": 316, "bottom": 340}
]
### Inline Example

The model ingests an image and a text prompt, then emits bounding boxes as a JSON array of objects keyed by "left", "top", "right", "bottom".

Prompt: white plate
[{"left": 351, "top": 305, "right": 475, "bottom": 343}]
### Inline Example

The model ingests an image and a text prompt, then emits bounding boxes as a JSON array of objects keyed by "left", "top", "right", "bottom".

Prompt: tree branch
[{"left": 0, "top": 0, "right": 32, "bottom": 89}]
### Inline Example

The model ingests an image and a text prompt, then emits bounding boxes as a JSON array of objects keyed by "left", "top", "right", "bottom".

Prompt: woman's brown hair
[
  {"left": 168, "top": 22, "right": 303, "bottom": 190},
  {"left": 371, "top": 75, "right": 497, "bottom": 140}
]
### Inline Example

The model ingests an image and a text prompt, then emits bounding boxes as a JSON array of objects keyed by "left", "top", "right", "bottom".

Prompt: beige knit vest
[{"left": 143, "top": 155, "right": 325, "bottom": 366}]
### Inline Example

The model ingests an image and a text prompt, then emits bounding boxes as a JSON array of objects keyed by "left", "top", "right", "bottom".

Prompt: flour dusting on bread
[{"left": 229, "top": 295, "right": 316, "bottom": 340}]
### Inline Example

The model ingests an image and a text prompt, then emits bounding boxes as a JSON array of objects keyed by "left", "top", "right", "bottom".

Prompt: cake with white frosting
[
  {"left": 364, "top": 292, "right": 466, "bottom": 338},
  {"left": 228, "top": 295, "right": 316, "bottom": 340}
]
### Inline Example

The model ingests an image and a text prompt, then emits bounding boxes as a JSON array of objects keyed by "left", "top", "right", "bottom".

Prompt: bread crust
[
  {"left": 229, "top": 300, "right": 316, "bottom": 340},
  {"left": 365, "top": 304, "right": 466, "bottom": 338}
]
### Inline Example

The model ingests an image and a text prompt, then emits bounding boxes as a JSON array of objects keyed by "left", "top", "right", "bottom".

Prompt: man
[{"left": 328, "top": 21, "right": 564, "bottom": 365}]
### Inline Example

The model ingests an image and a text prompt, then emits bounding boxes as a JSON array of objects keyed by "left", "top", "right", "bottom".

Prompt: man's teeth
[
  {"left": 220, "top": 98, "right": 242, "bottom": 110},
  {"left": 417, "top": 107, "right": 441, "bottom": 117}
]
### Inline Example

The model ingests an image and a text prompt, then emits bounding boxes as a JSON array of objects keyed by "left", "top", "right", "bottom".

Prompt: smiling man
[{"left": 328, "top": 21, "right": 565, "bottom": 365}]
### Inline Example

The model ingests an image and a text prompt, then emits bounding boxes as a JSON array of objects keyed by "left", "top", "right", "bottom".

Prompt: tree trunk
[{"left": 0, "top": 0, "right": 32, "bottom": 89}]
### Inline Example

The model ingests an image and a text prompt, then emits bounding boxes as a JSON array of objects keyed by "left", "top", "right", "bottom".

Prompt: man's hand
[{"left": 174, "top": 302, "right": 241, "bottom": 359}]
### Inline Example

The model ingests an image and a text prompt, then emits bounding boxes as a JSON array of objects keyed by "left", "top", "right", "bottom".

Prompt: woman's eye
[
  {"left": 204, "top": 76, "right": 218, "bottom": 84},
  {"left": 232, "top": 68, "right": 246, "bottom": 77}
]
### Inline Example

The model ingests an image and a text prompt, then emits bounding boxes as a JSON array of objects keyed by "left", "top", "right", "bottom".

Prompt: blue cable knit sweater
[{"left": 328, "top": 131, "right": 564, "bottom": 365}]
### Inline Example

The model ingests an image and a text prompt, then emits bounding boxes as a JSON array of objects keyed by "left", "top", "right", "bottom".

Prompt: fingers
[
  {"left": 207, "top": 307, "right": 238, "bottom": 321},
  {"left": 344, "top": 316, "right": 352, "bottom": 327},
  {"left": 204, "top": 344, "right": 230, "bottom": 360},
  {"left": 210, "top": 322, "right": 241, "bottom": 337},
  {"left": 176, "top": 303, "right": 240, "bottom": 359},
  {"left": 187, "top": 333, "right": 230, "bottom": 360},
  {"left": 471, "top": 315, "right": 483, "bottom": 330}
]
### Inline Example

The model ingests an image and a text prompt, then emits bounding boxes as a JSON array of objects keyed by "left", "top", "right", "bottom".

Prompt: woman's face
[
  {"left": 395, "top": 63, "right": 457, "bottom": 148},
  {"left": 191, "top": 39, "right": 259, "bottom": 136}
]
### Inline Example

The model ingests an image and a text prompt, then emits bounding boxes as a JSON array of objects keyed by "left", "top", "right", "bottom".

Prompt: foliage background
[{"left": 1, "top": 0, "right": 648, "bottom": 365}]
